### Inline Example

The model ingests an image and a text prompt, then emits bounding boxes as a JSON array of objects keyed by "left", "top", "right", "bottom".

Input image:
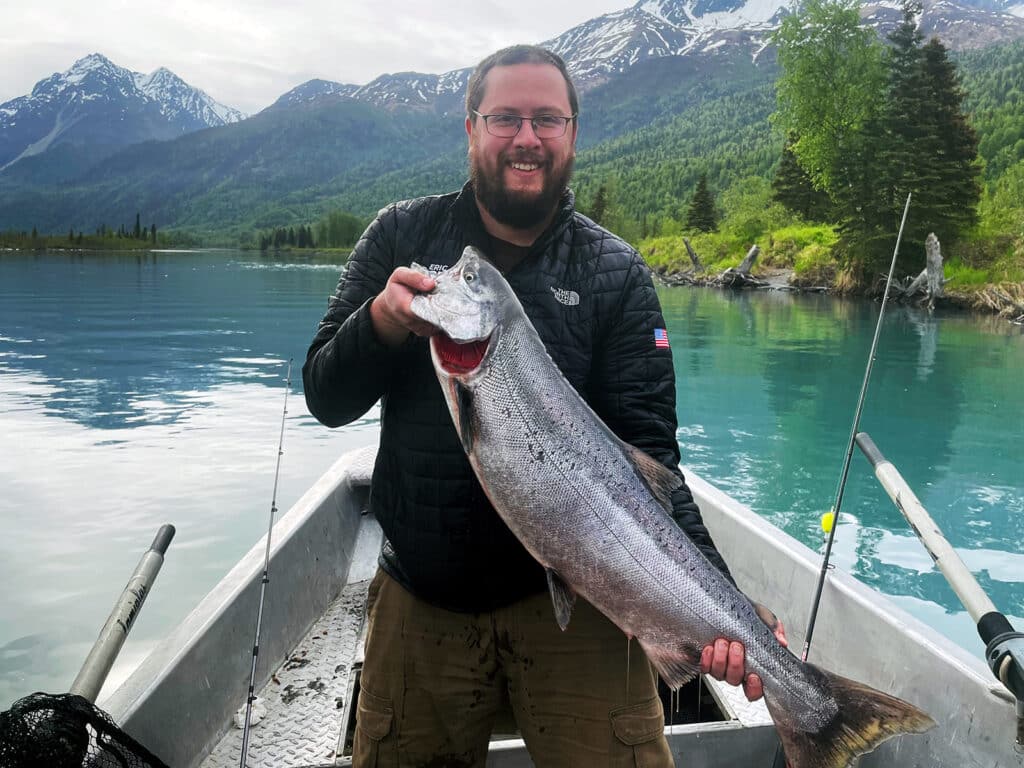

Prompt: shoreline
[{"left": 653, "top": 265, "right": 1024, "bottom": 325}]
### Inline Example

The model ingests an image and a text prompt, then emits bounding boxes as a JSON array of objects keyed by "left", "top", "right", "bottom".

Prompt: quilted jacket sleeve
[
  {"left": 302, "top": 207, "right": 405, "bottom": 428},
  {"left": 591, "top": 252, "right": 736, "bottom": 584}
]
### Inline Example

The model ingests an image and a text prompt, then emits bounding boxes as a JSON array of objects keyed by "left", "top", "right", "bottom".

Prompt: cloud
[{"left": 0, "top": 1, "right": 627, "bottom": 114}]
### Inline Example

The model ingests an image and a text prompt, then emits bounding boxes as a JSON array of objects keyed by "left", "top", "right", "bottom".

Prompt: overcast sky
[{"left": 0, "top": 1, "right": 632, "bottom": 115}]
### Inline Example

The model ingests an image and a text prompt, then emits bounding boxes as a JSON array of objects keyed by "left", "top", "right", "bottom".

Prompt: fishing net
[{"left": 0, "top": 692, "right": 169, "bottom": 768}]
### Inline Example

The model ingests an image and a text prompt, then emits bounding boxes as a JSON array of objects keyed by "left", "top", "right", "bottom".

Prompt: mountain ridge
[{"left": 0, "top": 53, "right": 243, "bottom": 172}]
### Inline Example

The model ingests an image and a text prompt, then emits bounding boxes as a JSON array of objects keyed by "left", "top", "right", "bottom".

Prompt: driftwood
[
  {"left": 736, "top": 244, "right": 760, "bottom": 275},
  {"left": 683, "top": 238, "right": 704, "bottom": 273},
  {"left": 716, "top": 269, "right": 768, "bottom": 289},
  {"left": 892, "top": 232, "right": 948, "bottom": 309},
  {"left": 925, "top": 234, "right": 944, "bottom": 304},
  {"left": 714, "top": 244, "right": 765, "bottom": 289},
  {"left": 978, "top": 284, "right": 1024, "bottom": 323}
]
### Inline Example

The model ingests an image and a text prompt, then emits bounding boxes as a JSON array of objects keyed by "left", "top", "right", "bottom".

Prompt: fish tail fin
[{"left": 765, "top": 665, "right": 935, "bottom": 768}]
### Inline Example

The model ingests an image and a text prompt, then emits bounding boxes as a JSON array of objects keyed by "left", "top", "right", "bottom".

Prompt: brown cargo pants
[{"left": 352, "top": 569, "right": 674, "bottom": 768}]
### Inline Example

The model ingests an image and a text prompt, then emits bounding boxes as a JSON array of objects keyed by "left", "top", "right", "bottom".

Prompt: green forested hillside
[
  {"left": 959, "top": 39, "right": 1024, "bottom": 179},
  {"left": 0, "top": 35, "right": 1021, "bottom": 255}
]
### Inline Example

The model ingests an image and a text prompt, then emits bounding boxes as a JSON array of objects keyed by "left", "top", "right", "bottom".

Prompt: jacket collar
[{"left": 450, "top": 181, "right": 576, "bottom": 254}]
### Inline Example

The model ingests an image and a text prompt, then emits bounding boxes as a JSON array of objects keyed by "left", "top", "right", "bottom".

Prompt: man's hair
[{"left": 465, "top": 45, "right": 579, "bottom": 122}]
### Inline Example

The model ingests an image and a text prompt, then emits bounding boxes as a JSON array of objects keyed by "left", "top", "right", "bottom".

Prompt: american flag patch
[{"left": 654, "top": 328, "right": 670, "bottom": 349}]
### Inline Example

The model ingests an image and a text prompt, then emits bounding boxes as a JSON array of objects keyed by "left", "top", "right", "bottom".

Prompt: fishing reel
[{"left": 979, "top": 612, "right": 1024, "bottom": 752}]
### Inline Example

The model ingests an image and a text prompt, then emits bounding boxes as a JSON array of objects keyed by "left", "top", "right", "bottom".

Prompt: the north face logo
[{"left": 551, "top": 287, "right": 580, "bottom": 306}]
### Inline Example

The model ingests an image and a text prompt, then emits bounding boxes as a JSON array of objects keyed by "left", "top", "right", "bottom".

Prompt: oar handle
[
  {"left": 69, "top": 524, "right": 176, "bottom": 702},
  {"left": 855, "top": 432, "right": 998, "bottom": 620},
  {"left": 856, "top": 432, "right": 1024, "bottom": 748}
]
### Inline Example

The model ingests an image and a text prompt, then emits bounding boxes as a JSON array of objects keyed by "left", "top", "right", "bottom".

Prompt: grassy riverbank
[{"left": 639, "top": 222, "right": 1024, "bottom": 318}]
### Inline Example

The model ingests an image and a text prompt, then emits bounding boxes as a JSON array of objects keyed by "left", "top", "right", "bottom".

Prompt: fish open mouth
[{"left": 432, "top": 333, "right": 490, "bottom": 375}]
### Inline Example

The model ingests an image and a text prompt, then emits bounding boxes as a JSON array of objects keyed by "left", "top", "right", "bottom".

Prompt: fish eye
[{"left": 464, "top": 272, "right": 476, "bottom": 283}]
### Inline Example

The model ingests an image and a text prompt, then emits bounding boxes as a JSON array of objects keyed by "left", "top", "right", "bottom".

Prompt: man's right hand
[{"left": 370, "top": 267, "right": 437, "bottom": 346}]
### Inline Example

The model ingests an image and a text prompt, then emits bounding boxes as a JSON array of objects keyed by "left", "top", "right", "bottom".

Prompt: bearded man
[{"left": 303, "top": 44, "right": 785, "bottom": 768}]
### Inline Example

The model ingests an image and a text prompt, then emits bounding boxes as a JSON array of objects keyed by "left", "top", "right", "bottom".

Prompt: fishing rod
[
  {"left": 239, "top": 358, "right": 292, "bottom": 768},
  {"left": 768, "top": 195, "right": 912, "bottom": 768},
  {"left": 799, "top": 193, "right": 912, "bottom": 662}
]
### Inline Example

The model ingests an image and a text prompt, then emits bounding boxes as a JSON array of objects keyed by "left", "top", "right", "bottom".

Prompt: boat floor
[{"left": 201, "top": 574, "right": 775, "bottom": 768}]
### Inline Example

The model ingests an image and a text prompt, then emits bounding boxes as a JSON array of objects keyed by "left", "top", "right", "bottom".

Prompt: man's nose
[{"left": 513, "top": 119, "right": 543, "bottom": 147}]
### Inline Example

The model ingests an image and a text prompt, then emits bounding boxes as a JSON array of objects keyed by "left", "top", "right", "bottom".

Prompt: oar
[
  {"left": 855, "top": 431, "right": 1023, "bottom": 753},
  {"left": 70, "top": 523, "right": 176, "bottom": 702}
]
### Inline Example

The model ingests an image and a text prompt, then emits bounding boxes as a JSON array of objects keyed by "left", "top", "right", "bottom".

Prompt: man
[{"left": 304, "top": 45, "right": 785, "bottom": 767}]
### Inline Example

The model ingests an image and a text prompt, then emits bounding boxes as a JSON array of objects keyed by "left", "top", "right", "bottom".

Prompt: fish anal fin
[
  {"left": 637, "top": 638, "right": 701, "bottom": 689},
  {"left": 546, "top": 569, "right": 576, "bottom": 631},
  {"left": 455, "top": 381, "right": 474, "bottom": 454},
  {"left": 765, "top": 664, "right": 935, "bottom": 768},
  {"left": 624, "top": 445, "right": 683, "bottom": 511}
]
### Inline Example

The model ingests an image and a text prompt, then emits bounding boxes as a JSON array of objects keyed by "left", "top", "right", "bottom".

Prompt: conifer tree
[
  {"left": 772, "top": 134, "right": 832, "bottom": 220},
  {"left": 151, "top": 223, "right": 157, "bottom": 244},
  {"left": 589, "top": 183, "right": 609, "bottom": 226},
  {"left": 684, "top": 173, "right": 718, "bottom": 232},
  {"left": 920, "top": 36, "right": 981, "bottom": 235},
  {"left": 134, "top": 212, "right": 142, "bottom": 239},
  {"left": 69, "top": 228, "right": 75, "bottom": 243}
]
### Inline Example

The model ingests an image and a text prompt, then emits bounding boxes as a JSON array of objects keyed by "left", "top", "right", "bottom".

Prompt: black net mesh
[{"left": 0, "top": 692, "right": 169, "bottom": 768}]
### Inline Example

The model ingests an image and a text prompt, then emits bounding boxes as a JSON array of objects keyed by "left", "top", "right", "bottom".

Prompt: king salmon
[{"left": 409, "top": 246, "right": 934, "bottom": 768}]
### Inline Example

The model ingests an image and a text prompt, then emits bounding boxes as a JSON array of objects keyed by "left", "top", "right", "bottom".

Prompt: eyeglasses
[{"left": 472, "top": 111, "right": 577, "bottom": 139}]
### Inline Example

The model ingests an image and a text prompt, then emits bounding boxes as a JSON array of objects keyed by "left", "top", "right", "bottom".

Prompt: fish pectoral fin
[
  {"left": 409, "top": 261, "right": 432, "bottom": 276},
  {"left": 624, "top": 445, "right": 683, "bottom": 511},
  {"left": 455, "top": 381, "right": 474, "bottom": 454},
  {"left": 637, "top": 639, "right": 702, "bottom": 690},
  {"left": 545, "top": 569, "right": 577, "bottom": 631}
]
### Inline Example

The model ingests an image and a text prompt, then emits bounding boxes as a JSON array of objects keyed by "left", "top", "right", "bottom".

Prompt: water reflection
[
  {"left": 0, "top": 251, "right": 369, "bottom": 705},
  {"left": 0, "top": 253, "right": 1021, "bottom": 705},
  {"left": 661, "top": 284, "right": 1024, "bottom": 650}
]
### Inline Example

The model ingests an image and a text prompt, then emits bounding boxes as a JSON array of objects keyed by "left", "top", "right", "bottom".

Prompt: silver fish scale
[{"left": 462, "top": 312, "right": 836, "bottom": 730}]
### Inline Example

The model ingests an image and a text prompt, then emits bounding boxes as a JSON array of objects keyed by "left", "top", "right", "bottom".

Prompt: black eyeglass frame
[{"left": 471, "top": 110, "right": 577, "bottom": 139}]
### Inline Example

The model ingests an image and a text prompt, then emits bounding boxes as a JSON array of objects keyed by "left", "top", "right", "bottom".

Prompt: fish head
[{"left": 410, "top": 246, "right": 510, "bottom": 378}]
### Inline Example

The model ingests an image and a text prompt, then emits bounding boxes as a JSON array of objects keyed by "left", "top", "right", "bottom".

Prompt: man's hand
[
  {"left": 700, "top": 607, "right": 788, "bottom": 702},
  {"left": 370, "top": 267, "right": 437, "bottom": 346}
]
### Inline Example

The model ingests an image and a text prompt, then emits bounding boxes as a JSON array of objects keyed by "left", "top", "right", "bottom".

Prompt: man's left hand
[{"left": 699, "top": 613, "right": 788, "bottom": 702}]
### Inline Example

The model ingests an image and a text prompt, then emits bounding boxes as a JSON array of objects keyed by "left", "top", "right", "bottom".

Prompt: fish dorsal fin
[
  {"left": 546, "top": 568, "right": 576, "bottom": 631},
  {"left": 624, "top": 445, "right": 682, "bottom": 512}
]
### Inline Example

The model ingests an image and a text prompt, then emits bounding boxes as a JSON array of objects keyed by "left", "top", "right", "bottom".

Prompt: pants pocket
[
  {"left": 353, "top": 687, "right": 395, "bottom": 768},
  {"left": 610, "top": 696, "right": 673, "bottom": 768}
]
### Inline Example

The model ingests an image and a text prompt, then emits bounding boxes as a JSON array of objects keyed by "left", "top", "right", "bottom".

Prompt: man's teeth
[{"left": 511, "top": 162, "right": 540, "bottom": 171}]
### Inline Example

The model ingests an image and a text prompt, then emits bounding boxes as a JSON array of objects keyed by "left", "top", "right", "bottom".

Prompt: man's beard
[{"left": 470, "top": 149, "right": 574, "bottom": 231}]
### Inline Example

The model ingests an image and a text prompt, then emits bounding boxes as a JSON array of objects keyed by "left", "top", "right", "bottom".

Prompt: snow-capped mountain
[
  {"left": 266, "top": 78, "right": 359, "bottom": 110},
  {"left": 301, "top": 0, "right": 1024, "bottom": 111},
  {"left": 0, "top": 53, "right": 243, "bottom": 171}
]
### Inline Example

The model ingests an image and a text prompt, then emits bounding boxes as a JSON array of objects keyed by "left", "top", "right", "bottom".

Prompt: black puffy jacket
[{"left": 303, "top": 182, "right": 734, "bottom": 611}]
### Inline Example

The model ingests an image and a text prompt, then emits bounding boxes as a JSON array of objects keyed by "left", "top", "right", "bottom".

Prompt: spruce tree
[
  {"left": 920, "top": 36, "right": 981, "bottom": 236},
  {"left": 772, "top": 134, "right": 832, "bottom": 220},
  {"left": 151, "top": 223, "right": 157, "bottom": 244},
  {"left": 589, "top": 184, "right": 609, "bottom": 226},
  {"left": 684, "top": 173, "right": 718, "bottom": 233},
  {"left": 134, "top": 212, "right": 142, "bottom": 239}
]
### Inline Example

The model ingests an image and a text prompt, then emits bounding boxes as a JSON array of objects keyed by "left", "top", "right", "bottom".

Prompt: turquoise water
[{"left": 0, "top": 250, "right": 1021, "bottom": 707}]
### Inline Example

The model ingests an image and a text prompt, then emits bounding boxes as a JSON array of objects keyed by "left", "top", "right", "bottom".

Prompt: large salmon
[{"left": 409, "top": 246, "right": 933, "bottom": 768}]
